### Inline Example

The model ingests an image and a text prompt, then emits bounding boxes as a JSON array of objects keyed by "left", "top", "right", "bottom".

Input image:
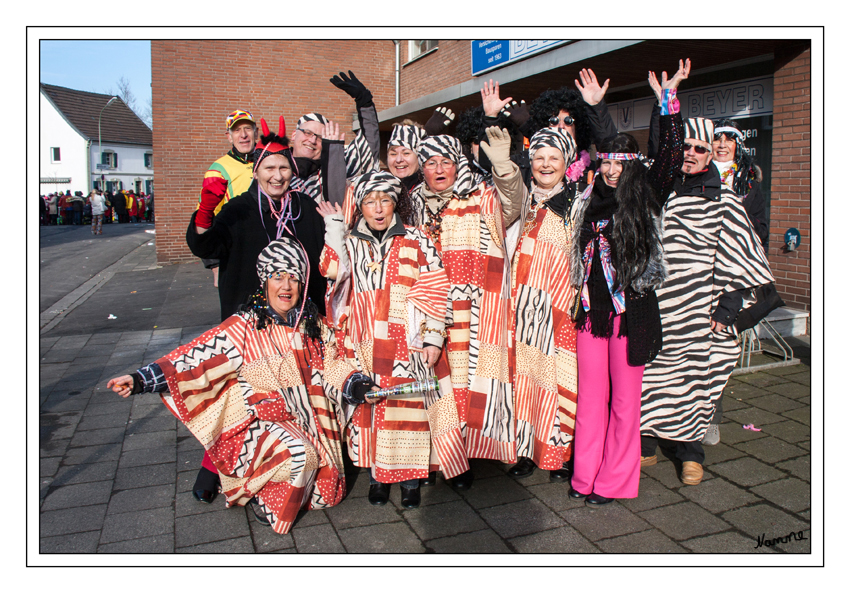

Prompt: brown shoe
[
  {"left": 640, "top": 455, "right": 657, "bottom": 467},
  {"left": 681, "top": 461, "right": 704, "bottom": 485}
]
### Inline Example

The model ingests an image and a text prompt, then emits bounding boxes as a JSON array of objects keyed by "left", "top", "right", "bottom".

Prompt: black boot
[
  {"left": 508, "top": 457, "right": 536, "bottom": 477},
  {"left": 192, "top": 466, "right": 220, "bottom": 504},
  {"left": 451, "top": 469, "right": 474, "bottom": 490}
]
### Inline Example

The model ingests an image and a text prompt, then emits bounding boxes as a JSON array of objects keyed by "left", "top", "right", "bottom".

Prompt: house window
[
  {"left": 101, "top": 151, "right": 118, "bottom": 168},
  {"left": 50, "top": 147, "right": 61, "bottom": 163},
  {"left": 145, "top": 180, "right": 154, "bottom": 194},
  {"left": 408, "top": 40, "right": 438, "bottom": 61},
  {"left": 144, "top": 153, "right": 153, "bottom": 168}
]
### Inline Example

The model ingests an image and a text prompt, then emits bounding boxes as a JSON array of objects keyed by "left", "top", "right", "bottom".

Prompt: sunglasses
[
  {"left": 548, "top": 115, "right": 575, "bottom": 127},
  {"left": 684, "top": 143, "right": 710, "bottom": 155}
]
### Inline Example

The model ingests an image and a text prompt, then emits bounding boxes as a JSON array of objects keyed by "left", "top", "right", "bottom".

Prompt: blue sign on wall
[
  {"left": 472, "top": 40, "right": 509, "bottom": 75},
  {"left": 471, "top": 40, "right": 569, "bottom": 76}
]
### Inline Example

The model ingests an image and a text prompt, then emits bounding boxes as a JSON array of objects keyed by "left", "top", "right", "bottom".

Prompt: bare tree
[
  {"left": 105, "top": 76, "right": 152, "bottom": 129},
  {"left": 115, "top": 76, "right": 137, "bottom": 112}
]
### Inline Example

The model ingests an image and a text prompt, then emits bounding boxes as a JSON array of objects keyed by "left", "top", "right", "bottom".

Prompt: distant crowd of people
[{"left": 40, "top": 188, "right": 154, "bottom": 233}]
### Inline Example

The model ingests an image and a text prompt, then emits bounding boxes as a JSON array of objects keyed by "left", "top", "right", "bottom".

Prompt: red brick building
[{"left": 151, "top": 38, "right": 813, "bottom": 320}]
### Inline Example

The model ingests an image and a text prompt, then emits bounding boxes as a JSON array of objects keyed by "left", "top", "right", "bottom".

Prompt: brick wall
[
  {"left": 400, "top": 40, "right": 472, "bottom": 104},
  {"left": 151, "top": 40, "right": 395, "bottom": 264},
  {"left": 769, "top": 44, "right": 811, "bottom": 312}
]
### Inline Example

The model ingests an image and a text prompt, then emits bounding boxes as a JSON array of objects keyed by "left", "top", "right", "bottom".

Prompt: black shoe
[
  {"left": 585, "top": 492, "right": 614, "bottom": 506},
  {"left": 568, "top": 487, "right": 588, "bottom": 500},
  {"left": 421, "top": 471, "right": 437, "bottom": 487},
  {"left": 368, "top": 483, "right": 390, "bottom": 506},
  {"left": 549, "top": 463, "right": 572, "bottom": 482},
  {"left": 508, "top": 457, "right": 536, "bottom": 477},
  {"left": 451, "top": 469, "right": 474, "bottom": 490},
  {"left": 400, "top": 485, "right": 421, "bottom": 509},
  {"left": 248, "top": 498, "right": 271, "bottom": 526},
  {"left": 192, "top": 466, "right": 220, "bottom": 504}
]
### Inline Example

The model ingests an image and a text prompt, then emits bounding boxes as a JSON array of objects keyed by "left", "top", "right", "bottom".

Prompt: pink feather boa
[{"left": 566, "top": 150, "right": 591, "bottom": 183}]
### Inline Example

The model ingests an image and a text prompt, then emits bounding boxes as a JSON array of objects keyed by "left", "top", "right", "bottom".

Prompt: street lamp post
[{"left": 98, "top": 96, "right": 118, "bottom": 191}]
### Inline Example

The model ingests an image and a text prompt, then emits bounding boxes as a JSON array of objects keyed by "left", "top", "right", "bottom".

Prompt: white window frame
[
  {"left": 408, "top": 40, "right": 438, "bottom": 62},
  {"left": 101, "top": 150, "right": 117, "bottom": 169}
]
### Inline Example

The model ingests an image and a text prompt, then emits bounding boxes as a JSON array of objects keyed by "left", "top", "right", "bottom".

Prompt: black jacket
[{"left": 187, "top": 181, "right": 327, "bottom": 321}]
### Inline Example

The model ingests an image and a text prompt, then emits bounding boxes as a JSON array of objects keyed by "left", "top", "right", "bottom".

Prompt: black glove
[
  {"left": 424, "top": 107, "right": 455, "bottom": 136},
  {"left": 501, "top": 100, "right": 530, "bottom": 129},
  {"left": 345, "top": 373, "right": 379, "bottom": 405},
  {"left": 329, "top": 70, "right": 373, "bottom": 109}
]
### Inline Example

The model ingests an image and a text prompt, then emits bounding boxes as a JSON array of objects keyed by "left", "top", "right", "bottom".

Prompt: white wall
[
  {"left": 40, "top": 93, "right": 89, "bottom": 194},
  {"left": 89, "top": 142, "right": 153, "bottom": 193}
]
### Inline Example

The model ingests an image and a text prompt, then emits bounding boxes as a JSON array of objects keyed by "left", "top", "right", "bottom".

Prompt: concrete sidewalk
[{"left": 37, "top": 238, "right": 813, "bottom": 555}]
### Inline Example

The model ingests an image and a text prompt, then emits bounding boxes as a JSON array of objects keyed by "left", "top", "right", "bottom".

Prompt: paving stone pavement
[{"left": 36, "top": 231, "right": 815, "bottom": 556}]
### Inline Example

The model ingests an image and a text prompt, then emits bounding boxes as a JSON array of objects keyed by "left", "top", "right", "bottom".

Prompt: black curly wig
[
  {"left": 455, "top": 106, "right": 485, "bottom": 154},
  {"left": 528, "top": 88, "right": 593, "bottom": 153}
]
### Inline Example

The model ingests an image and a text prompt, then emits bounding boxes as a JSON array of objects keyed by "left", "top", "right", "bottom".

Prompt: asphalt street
[{"left": 35, "top": 224, "right": 815, "bottom": 559}]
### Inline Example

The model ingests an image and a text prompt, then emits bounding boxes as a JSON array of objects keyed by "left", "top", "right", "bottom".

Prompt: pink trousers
[{"left": 571, "top": 315, "right": 644, "bottom": 499}]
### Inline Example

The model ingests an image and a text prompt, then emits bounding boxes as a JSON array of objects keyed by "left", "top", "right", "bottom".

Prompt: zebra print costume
[{"left": 640, "top": 187, "right": 774, "bottom": 441}]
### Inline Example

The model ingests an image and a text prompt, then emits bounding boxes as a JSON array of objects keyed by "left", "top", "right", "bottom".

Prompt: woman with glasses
[
  {"left": 107, "top": 238, "right": 368, "bottom": 534},
  {"left": 317, "top": 171, "right": 465, "bottom": 509},
  {"left": 399, "top": 92, "right": 523, "bottom": 489}
]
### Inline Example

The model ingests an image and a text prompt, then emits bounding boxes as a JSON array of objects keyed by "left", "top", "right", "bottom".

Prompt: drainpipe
[
  {"left": 392, "top": 40, "right": 400, "bottom": 106},
  {"left": 86, "top": 139, "right": 92, "bottom": 192}
]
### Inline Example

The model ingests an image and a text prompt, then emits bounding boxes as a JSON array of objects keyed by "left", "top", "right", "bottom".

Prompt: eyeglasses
[
  {"left": 548, "top": 115, "right": 575, "bottom": 127},
  {"left": 270, "top": 272, "right": 300, "bottom": 284},
  {"left": 296, "top": 127, "right": 323, "bottom": 141},
  {"left": 423, "top": 159, "right": 456, "bottom": 171},
  {"left": 684, "top": 142, "right": 710, "bottom": 155},
  {"left": 361, "top": 197, "right": 394, "bottom": 209}
]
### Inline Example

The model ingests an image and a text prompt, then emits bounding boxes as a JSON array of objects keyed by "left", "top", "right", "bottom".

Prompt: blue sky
[{"left": 40, "top": 40, "right": 151, "bottom": 111}]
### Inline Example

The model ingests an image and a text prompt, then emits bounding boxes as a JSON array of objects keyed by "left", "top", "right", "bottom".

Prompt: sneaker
[{"left": 702, "top": 424, "right": 720, "bottom": 446}]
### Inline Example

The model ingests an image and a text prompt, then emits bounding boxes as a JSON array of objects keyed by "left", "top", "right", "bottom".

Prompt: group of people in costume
[{"left": 107, "top": 59, "right": 774, "bottom": 534}]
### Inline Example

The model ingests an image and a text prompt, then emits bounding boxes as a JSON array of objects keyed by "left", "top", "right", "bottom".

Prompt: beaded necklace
[{"left": 424, "top": 198, "right": 451, "bottom": 245}]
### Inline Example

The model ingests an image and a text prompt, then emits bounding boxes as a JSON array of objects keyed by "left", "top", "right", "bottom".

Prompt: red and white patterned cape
[{"left": 155, "top": 312, "right": 352, "bottom": 534}]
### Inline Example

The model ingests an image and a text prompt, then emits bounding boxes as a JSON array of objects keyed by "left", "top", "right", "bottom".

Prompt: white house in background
[{"left": 40, "top": 83, "right": 153, "bottom": 195}]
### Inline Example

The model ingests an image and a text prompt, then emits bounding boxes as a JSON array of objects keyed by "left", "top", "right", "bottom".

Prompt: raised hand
[
  {"left": 481, "top": 79, "right": 512, "bottom": 117},
  {"left": 479, "top": 126, "right": 512, "bottom": 165},
  {"left": 424, "top": 107, "right": 455, "bottom": 136},
  {"left": 316, "top": 200, "right": 342, "bottom": 219},
  {"left": 664, "top": 59, "right": 691, "bottom": 91},
  {"left": 501, "top": 100, "right": 530, "bottom": 128},
  {"left": 107, "top": 375, "right": 134, "bottom": 398},
  {"left": 329, "top": 70, "right": 373, "bottom": 108},
  {"left": 575, "top": 68, "right": 610, "bottom": 106},
  {"left": 322, "top": 121, "right": 345, "bottom": 143},
  {"left": 648, "top": 71, "right": 663, "bottom": 104}
]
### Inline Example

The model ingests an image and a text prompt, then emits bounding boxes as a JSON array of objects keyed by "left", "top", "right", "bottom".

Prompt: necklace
[
  {"left": 525, "top": 183, "right": 563, "bottom": 235},
  {"left": 424, "top": 199, "right": 452, "bottom": 243},
  {"left": 365, "top": 239, "right": 392, "bottom": 275}
]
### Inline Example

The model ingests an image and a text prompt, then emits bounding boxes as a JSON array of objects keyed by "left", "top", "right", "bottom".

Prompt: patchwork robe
[
  {"left": 147, "top": 312, "right": 352, "bottom": 534},
  {"left": 320, "top": 216, "right": 469, "bottom": 482},
  {"left": 406, "top": 182, "right": 518, "bottom": 464},
  {"left": 505, "top": 182, "right": 588, "bottom": 470}
]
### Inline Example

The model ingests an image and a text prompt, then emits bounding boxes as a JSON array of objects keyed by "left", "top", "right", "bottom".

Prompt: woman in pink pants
[{"left": 567, "top": 64, "right": 687, "bottom": 505}]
